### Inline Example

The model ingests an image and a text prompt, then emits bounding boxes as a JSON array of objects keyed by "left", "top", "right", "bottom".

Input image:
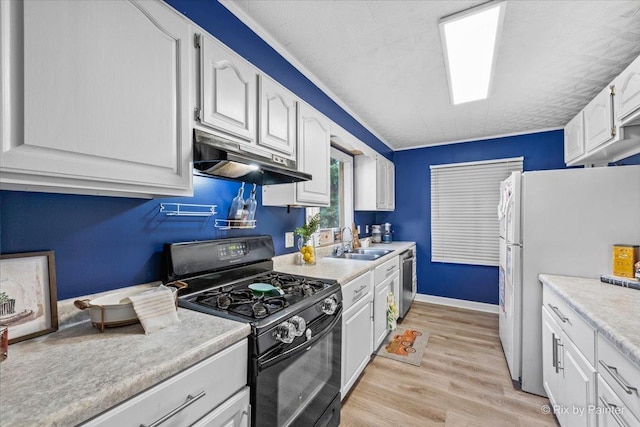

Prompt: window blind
[{"left": 430, "top": 157, "right": 523, "bottom": 266}]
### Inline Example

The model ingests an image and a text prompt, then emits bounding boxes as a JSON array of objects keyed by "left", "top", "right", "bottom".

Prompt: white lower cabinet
[
  {"left": 341, "top": 272, "right": 373, "bottom": 398},
  {"left": 542, "top": 285, "right": 596, "bottom": 427},
  {"left": 82, "top": 340, "right": 248, "bottom": 427}
]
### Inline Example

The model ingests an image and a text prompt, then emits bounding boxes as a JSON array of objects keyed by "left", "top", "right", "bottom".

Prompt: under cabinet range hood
[{"left": 193, "top": 129, "right": 311, "bottom": 185}]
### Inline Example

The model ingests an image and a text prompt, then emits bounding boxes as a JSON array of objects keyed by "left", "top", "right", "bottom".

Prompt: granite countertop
[
  {"left": 274, "top": 241, "right": 415, "bottom": 284},
  {"left": 539, "top": 274, "right": 640, "bottom": 369},
  {"left": 0, "top": 285, "right": 251, "bottom": 427}
]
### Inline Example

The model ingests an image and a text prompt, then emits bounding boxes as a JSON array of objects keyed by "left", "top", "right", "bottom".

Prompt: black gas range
[{"left": 165, "top": 236, "right": 342, "bottom": 427}]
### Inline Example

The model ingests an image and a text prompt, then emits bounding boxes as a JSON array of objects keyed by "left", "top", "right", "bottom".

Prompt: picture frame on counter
[{"left": 0, "top": 251, "right": 58, "bottom": 344}]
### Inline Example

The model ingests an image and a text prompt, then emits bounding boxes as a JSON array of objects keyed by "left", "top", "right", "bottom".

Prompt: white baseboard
[{"left": 414, "top": 293, "right": 499, "bottom": 314}]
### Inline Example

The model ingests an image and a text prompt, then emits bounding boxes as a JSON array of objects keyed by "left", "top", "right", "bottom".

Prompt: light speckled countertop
[
  {"left": 273, "top": 241, "right": 415, "bottom": 284},
  {"left": 539, "top": 274, "right": 640, "bottom": 368},
  {"left": 0, "top": 285, "right": 250, "bottom": 427}
]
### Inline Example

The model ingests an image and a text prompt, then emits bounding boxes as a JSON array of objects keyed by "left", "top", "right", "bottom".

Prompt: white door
[
  {"left": 385, "top": 161, "right": 395, "bottom": 211},
  {"left": 616, "top": 55, "right": 640, "bottom": 123},
  {"left": 375, "top": 156, "right": 386, "bottom": 209},
  {"left": 373, "top": 277, "right": 392, "bottom": 351},
  {"left": 257, "top": 75, "right": 296, "bottom": 159},
  {"left": 561, "top": 337, "right": 596, "bottom": 427},
  {"left": 341, "top": 295, "right": 373, "bottom": 397},
  {"left": 200, "top": 34, "right": 256, "bottom": 144},
  {"left": 584, "top": 85, "right": 614, "bottom": 152},
  {"left": 296, "top": 103, "right": 330, "bottom": 206},
  {"left": 564, "top": 112, "right": 585, "bottom": 164},
  {"left": 542, "top": 307, "right": 561, "bottom": 408}
]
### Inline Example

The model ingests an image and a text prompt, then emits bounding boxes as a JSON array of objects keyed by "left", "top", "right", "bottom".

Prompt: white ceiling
[{"left": 222, "top": 0, "right": 640, "bottom": 151}]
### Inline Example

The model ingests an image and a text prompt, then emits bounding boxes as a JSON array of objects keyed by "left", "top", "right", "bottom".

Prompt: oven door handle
[{"left": 258, "top": 308, "right": 342, "bottom": 371}]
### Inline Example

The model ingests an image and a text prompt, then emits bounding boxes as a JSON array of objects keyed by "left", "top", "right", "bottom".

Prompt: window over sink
[{"left": 306, "top": 147, "right": 354, "bottom": 244}]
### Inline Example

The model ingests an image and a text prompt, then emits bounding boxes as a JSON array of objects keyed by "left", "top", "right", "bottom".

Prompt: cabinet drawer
[
  {"left": 543, "top": 288, "right": 595, "bottom": 365},
  {"left": 84, "top": 339, "right": 248, "bottom": 427},
  {"left": 374, "top": 256, "right": 399, "bottom": 284},
  {"left": 342, "top": 271, "right": 372, "bottom": 311},
  {"left": 598, "top": 334, "right": 640, "bottom": 418},
  {"left": 598, "top": 375, "right": 640, "bottom": 427},
  {"left": 192, "top": 387, "right": 250, "bottom": 427}
]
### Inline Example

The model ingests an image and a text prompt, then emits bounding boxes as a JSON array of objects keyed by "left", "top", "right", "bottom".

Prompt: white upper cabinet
[
  {"left": 564, "top": 111, "right": 585, "bottom": 164},
  {"left": 355, "top": 154, "right": 395, "bottom": 211},
  {"left": 584, "top": 85, "right": 615, "bottom": 153},
  {"left": 0, "top": 0, "right": 192, "bottom": 198},
  {"left": 198, "top": 33, "right": 257, "bottom": 144},
  {"left": 385, "top": 160, "right": 395, "bottom": 211},
  {"left": 564, "top": 53, "right": 640, "bottom": 166},
  {"left": 258, "top": 75, "right": 296, "bottom": 159},
  {"left": 615, "top": 55, "right": 640, "bottom": 126},
  {"left": 262, "top": 102, "right": 330, "bottom": 207},
  {"left": 296, "top": 102, "right": 330, "bottom": 205}
]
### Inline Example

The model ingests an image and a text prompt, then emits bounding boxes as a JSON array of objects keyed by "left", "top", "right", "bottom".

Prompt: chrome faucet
[{"left": 333, "top": 226, "right": 353, "bottom": 256}]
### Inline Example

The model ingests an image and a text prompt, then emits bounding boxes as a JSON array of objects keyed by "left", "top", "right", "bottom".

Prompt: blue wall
[
  {"left": 0, "top": 0, "right": 391, "bottom": 300},
  {"left": 377, "top": 130, "right": 567, "bottom": 305}
]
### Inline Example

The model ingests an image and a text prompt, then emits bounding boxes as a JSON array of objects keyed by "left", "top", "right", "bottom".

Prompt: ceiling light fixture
[{"left": 440, "top": 1, "right": 505, "bottom": 105}]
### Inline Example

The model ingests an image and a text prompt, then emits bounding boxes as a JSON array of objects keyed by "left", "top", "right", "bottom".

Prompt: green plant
[
  {"left": 0, "top": 292, "right": 10, "bottom": 303},
  {"left": 294, "top": 213, "right": 320, "bottom": 242}
]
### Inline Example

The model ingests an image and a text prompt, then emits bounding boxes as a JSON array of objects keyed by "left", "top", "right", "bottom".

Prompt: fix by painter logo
[{"left": 541, "top": 404, "right": 625, "bottom": 416}]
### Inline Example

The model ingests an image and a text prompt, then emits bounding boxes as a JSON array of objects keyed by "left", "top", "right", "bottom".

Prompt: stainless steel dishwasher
[{"left": 399, "top": 249, "right": 415, "bottom": 319}]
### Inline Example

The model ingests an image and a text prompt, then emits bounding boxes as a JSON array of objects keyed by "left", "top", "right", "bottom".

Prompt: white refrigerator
[{"left": 497, "top": 165, "right": 640, "bottom": 396}]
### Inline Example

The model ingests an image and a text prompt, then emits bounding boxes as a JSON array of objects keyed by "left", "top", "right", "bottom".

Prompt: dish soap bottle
[
  {"left": 228, "top": 182, "right": 245, "bottom": 222},
  {"left": 245, "top": 183, "right": 257, "bottom": 225}
]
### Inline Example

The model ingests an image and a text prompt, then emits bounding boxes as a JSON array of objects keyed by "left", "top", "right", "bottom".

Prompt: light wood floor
[{"left": 340, "top": 301, "right": 558, "bottom": 427}]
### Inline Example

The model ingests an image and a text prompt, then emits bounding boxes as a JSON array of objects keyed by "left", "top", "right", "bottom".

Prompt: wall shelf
[
  {"left": 214, "top": 219, "right": 256, "bottom": 230},
  {"left": 159, "top": 203, "right": 217, "bottom": 216}
]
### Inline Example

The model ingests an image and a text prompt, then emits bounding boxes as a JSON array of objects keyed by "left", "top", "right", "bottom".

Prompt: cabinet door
[
  {"left": 1, "top": 0, "right": 192, "bottom": 198},
  {"left": 564, "top": 111, "right": 585, "bottom": 163},
  {"left": 561, "top": 336, "right": 596, "bottom": 427},
  {"left": 584, "top": 85, "right": 615, "bottom": 152},
  {"left": 200, "top": 34, "right": 256, "bottom": 144},
  {"left": 385, "top": 160, "right": 395, "bottom": 211},
  {"left": 542, "top": 306, "right": 562, "bottom": 409},
  {"left": 342, "top": 294, "right": 373, "bottom": 398},
  {"left": 258, "top": 75, "right": 296, "bottom": 159},
  {"left": 373, "top": 274, "right": 395, "bottom": 351},
  {"left": 375, "top": 156, "right": 386, "bottom": 210},
  {"left": 296, "top": 102, "right": 330, "bottom": 205},
  {"left": 616, "top": 55, "right": 640, "bottom": 124}
]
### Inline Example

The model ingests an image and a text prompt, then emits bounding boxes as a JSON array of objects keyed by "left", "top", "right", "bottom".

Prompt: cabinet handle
[
  {"left": 140, "top": 390, "right": 206, "bottom": 427},
  {"left": 599, "top": 360, "right": 638, "bottom": 395},
  {"left": 354, "top": 284, "right": 367, "bottom": 296},
  {"left": 352, "top": 285, "right": 368, "bottom": 305},
  {"left": 385, "top": 265, "right": 397, "bottom": 278},
  {"left": 242, "top": 404, "right": 252, "bottom": 424},
  {"left": 370, "top": 300, "right": 374, "bottom": 321},
  {"left": 548, "top": 304, "right": 571, "bottom": 325},
  {"left": 610, "top": 85, "right": 616, "bottom": 138},
  {"left": 552, "top": 332, "right": 558, "bottom": 370},
  {"left": 555, "top": 339, "right": 563, "bottom": 373},
  {"left": 598, "top": 396, "right": 627, "bottom": 427}
]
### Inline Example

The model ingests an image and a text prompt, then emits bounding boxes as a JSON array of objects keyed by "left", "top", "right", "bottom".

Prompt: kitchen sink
[{"left": 328, "top": 248, "right": 393, "bottom": 261}]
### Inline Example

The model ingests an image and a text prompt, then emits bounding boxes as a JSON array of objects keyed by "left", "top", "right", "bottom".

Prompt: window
[
  {"left": 307, "top": 147, "right": 353, "bottom": 241},
  {"left": 430, "top": 157, "right": 523, "bottom": 266}
]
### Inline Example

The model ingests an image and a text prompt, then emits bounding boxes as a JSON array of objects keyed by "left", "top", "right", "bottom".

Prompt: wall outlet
[
  {"left": 365, "top": 225, "right": 370, "bottom": 234},
  {"left": 285, "top": 232, "right": 294, "bottom": 248},
  {"left": 357, "top": 225, "right": 360, "bottom": 234}
]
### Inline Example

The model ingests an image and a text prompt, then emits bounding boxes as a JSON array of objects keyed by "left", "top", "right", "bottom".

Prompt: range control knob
[
  {"left": 320, "top": 296, "right": 338, "bottom": 315},
  {"left": 289, "top": 316, "right": 306, "bottom": 336},
  {"left": 275, "top": 321, "right": 295, "bottom": 344}
]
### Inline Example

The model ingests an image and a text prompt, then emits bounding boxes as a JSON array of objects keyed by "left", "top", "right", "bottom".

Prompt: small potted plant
[
  {"left": 0, "top": 291, "right": 16, "bottom": 317},
  {"left": 295, "top": 213, "right": 320, "bottom": 265}
]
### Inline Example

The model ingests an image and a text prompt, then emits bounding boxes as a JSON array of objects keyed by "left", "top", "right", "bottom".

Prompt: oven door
[{"left": 253, "top": 309, "right": 342, "bottom": 427}]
